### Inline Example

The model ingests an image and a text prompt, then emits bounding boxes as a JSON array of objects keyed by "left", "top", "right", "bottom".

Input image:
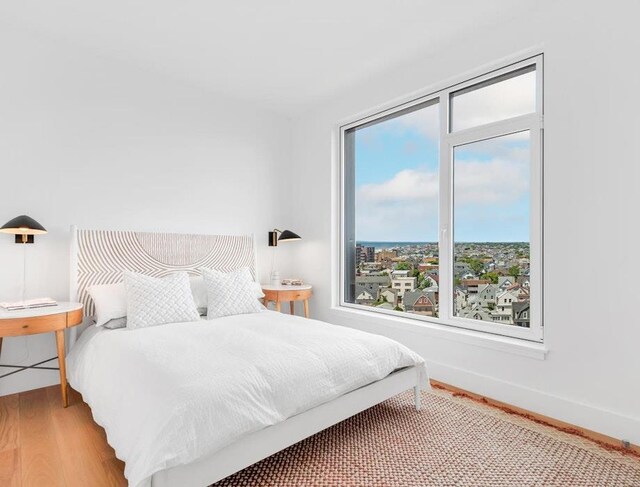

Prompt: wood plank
[
  {"left": 18, "top": 388, "right": 66, "bottom": 487},
  {"left": 0, "top": 394, "right": 20, "bottom": 452},
  {"left": 101, "top": 457, "right": 127, "bottom": 487},
  {"left": 0, "top": 448, "right": 21, "bottom": 487},
  {"left": 47, "top": 387, "right": 126, "bottom": 486}
]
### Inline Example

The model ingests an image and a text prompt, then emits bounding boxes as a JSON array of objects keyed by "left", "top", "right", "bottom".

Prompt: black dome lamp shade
[
  {"left": 268, "top": 229, "right": 301, "bottom": 247},
  {"left": 0, "top": 215, "right": 47, "bottom": 243}
]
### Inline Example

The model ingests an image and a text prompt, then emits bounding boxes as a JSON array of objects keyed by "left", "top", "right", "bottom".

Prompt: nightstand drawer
[
  {"left": 261, "top": 285, "right": 313, "bottom": 318},
  {"left": 0, "top": 313, "right": 67, "bottom": 337},
  {"left": 278, "top": 289, "right": 311, "bottom": 301}
]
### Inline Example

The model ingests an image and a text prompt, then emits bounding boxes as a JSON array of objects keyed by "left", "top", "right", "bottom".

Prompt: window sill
[{"left": 329, "top": 305, "right": 548, "bottom": 360}]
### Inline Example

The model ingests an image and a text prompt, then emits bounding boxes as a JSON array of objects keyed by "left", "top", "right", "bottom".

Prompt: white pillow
[
  {"left": 88, "top": 282, "right": 127, "bottom": 327},
  {"left": 124, "top": 271, "right": 201, "bottom": 329},
  {"left": 198, "top": 269, "right": 264, "bottom": 299},
  {"left": 202, "top": 267, "right": 264, "bottom": 319}
]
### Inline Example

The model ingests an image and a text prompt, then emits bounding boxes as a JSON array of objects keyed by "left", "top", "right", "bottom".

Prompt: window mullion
[{"left": 438, "top": 93, "right": 451, "bottom": 322}]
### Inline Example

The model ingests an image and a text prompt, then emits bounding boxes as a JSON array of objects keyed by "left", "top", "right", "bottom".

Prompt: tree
[
  {"left": 469, "top": 259, "right": 485, "bottom": 275},
  {"left": 460, "top": 256, "right": 484, "bottom": 275},
  {"left": 481, "top": 272, "right": 499, "bottom": 284},
  {"left": 395, "top": 262, "right": 411, "bottom": 271},
  {"left": 508, "top": 266, "right": 520, "bottom": 278}
]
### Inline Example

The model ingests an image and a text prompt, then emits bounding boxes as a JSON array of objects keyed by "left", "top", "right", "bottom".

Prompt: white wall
[
  {"left": 290, "top": 2, "right": 640, "bottom": 444},
  {"left": 0, "top": 25, "right": 294, "bottom": 395}
]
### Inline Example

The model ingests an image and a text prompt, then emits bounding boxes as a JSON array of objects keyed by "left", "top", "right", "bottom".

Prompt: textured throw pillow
[
  {"left": 201, "top": 267, "right": 264, "bottom": 319},
  {"left": 124, "top": 271, "right": 201, "bottom": 329},
  {"left": 88, "top": 282, "right": 127, "bottom": 327},
  {"left": 198, "top": 269, "right": 265, "bottom": 299}
]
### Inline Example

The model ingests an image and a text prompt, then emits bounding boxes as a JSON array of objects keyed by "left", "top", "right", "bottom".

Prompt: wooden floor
[
  {"left": 0, "top": 385, "right": 126, "bottom": 487},
  {"left": 2, "top": 382, "right": 636, "bottom": 486}
]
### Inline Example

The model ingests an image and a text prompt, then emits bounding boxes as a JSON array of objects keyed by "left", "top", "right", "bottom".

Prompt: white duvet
[{"left": 67, "top": 311, "right": 426, "bottom": 486}]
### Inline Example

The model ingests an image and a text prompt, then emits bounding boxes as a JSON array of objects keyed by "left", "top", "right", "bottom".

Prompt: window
[{"left": 341, "top": 55, "right": 543, "bottom": 342}]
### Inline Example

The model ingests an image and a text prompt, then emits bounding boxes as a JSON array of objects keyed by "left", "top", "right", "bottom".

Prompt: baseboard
[{"left": 428, "top": 361, "right": 640, "bottom": 454}]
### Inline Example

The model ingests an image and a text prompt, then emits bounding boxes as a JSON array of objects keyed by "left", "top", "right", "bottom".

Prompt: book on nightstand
[
  {"left": 280, "top": 279, "right": 304, "bottom": 286},
  {"left": 0, "top": 297, "right": 58, "bottom": 311}
]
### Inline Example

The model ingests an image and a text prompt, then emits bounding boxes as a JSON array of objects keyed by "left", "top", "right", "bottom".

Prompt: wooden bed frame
[{"left": 69, "top": 226, "right": 426, "bottom": 487}]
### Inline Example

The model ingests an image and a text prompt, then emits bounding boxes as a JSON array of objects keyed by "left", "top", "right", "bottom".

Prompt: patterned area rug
[{"left": 214, "top": 389, "right": 640, "bottom": 486}]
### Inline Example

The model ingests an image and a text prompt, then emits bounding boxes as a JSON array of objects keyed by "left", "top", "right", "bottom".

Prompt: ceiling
[{"left": 0, "top": 1, "right": 534, "bottom": 115}]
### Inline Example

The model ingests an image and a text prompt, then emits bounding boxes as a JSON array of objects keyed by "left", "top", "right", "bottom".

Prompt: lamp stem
[
  {"left": 270, "top": 246, "right": 278, "bottom": 284},
  {"left": 22, "top": 241, "right": 27, "bottom": 303}
]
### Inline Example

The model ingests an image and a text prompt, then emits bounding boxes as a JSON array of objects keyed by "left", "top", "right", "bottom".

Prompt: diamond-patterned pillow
[
  {"left": 124, "top": 271, "right": 201, "bottom": 329},
  {"left": 202, "top": 267, "right": 265, "bottom": 319}
]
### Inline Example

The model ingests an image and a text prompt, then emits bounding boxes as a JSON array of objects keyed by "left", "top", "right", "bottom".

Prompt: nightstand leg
[
  {"left": 289, "top": 301, "right": 294, "bottom": 315},
  {"left": 303, "top": 299, "right": 309, "bottom": 318},
  {"left": 275, "top": 301, "right": 281, "bottom": 312},
  {"left": 55, "top": 330, "right": 68, "bottom": 408},
  {"left": 0, "top": 337, "right": 3, "bottom": 358}
]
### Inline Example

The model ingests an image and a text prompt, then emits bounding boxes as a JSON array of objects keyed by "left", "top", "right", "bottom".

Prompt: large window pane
[
  {"left": 450, "top": 65, "right": 536, "bottom": 132},
  {"left": 452, "top": 132, "right": 531, "bottom": 327},
  {"left": 344, "top": 100, "right": 440, "bottom": 316}
]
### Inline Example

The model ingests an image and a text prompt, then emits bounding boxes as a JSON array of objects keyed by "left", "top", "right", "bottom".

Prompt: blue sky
[{"left": 354, "top": 104, "right": 530, "bottom": 243}]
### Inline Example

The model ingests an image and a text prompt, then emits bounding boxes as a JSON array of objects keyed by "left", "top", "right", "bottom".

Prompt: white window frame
[{"left": 339, "top": 54, "right": 543, "bottom": 342}]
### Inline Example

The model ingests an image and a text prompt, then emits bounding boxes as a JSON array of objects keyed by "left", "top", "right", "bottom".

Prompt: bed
[{"left": 67, "top": 227, "right": 428, "bottom": 487}]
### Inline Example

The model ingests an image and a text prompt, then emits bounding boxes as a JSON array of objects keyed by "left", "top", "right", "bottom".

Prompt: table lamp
[
  {"left": 0, "top": 215, "right": 47, "bottom": 302},
  {"left": 268, "top": 229, "right": 301, "bottom": 285}
]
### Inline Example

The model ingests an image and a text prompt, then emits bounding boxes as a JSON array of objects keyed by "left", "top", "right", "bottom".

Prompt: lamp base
[
  {"left": 270, "top": 270, "right": 281, "bottom": 286},
  {"left": 15, "top": 235, "right": 34, "bottom": 244}
]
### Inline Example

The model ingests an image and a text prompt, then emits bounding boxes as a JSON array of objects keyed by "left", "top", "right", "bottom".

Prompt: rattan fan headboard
[{"left": 69, "top": 226, "right": 257, "bottom": 318}]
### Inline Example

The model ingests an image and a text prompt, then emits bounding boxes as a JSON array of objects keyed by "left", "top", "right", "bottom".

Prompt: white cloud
[
  {"left": 358, "top": 168, "right": 438, "bottom": 203},
  {"left": 357, "top": 157, "right": 527, "bottom": 208},
  {"left": 355, "top": 150, "right": 529, "bottom": 240},
  {"left": 455, "top": 157, "right": 528, "bottom": 206}
]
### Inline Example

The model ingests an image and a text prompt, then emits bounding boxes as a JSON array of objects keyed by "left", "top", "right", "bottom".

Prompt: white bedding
[{"left": 67, "top": 311, "right": 426, "bottom": 487}]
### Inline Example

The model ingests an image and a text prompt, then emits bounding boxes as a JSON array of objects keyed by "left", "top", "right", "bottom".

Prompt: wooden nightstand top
[
  {"left": 0, "top": 301, "right": 83, "bottom": 320},
  {"left": 261, "top": 284, "right": 312, "bottom": 292}
]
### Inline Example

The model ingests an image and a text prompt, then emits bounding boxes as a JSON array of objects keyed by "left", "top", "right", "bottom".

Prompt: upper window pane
[{"left": 450, "top": 65, "right": 536, "bottom": 132}]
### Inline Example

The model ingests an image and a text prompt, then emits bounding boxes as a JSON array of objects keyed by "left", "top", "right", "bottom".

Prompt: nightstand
[
  {"left": 0, "top": 302, "right": 83, "bottom": 407},
  {"left": 262, "top": 285, "right": 313, "bottom": 318}
]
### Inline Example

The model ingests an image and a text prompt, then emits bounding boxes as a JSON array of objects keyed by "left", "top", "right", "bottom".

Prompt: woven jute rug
[{"left": 213, "top": 389, "right": 640, "bottom": 486}]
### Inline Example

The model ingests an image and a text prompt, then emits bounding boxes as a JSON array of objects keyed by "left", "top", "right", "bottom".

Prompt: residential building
[
  {"left": 392, "top": 276, "right": 417, "bottom": 298},
  {"left": 513, "top": 301, "right": 530, "bottom": 327}
]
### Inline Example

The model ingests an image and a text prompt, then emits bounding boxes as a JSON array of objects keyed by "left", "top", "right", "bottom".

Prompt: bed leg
[{"left": 414, "top": 384, "right": 421, "bottom": 411}]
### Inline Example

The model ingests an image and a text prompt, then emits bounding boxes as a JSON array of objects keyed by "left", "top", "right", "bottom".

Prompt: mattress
[{"left": 67, "top": 310, "right": 426, "bottom": 486}]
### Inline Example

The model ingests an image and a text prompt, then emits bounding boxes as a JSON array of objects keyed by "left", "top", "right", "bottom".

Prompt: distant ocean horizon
[
  {"left": 357, "top": 241, "right": 434, "bottom": 249},
  {"left": 357, "top": 241, "right": 528, "bottom": 249}
]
